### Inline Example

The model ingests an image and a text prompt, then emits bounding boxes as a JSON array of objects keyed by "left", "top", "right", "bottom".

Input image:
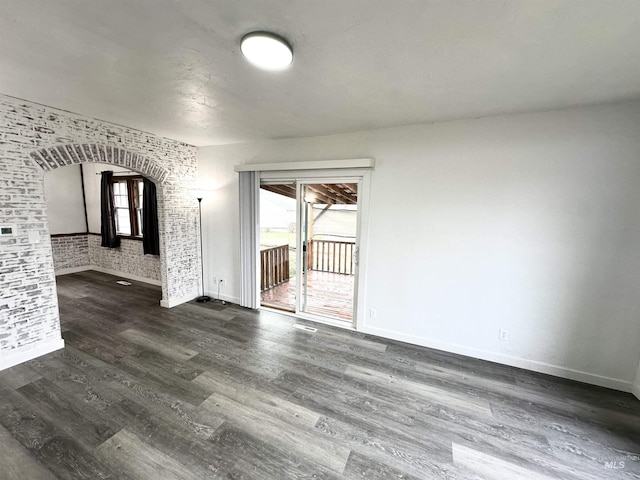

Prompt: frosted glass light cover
[{"left": 241, "top": 32, "right": 293, "bottom": 70}]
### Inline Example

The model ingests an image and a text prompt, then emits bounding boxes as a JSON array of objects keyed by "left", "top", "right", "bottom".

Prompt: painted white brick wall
[
  {"left": 50, "top": 234, "right": 89, "bottom": 270},
  {"left": 0, "top": 94, "right": 199, "bottom": 364},
  {"left": 51, "top": 233, "right": 161, "bottom": 283},
  {"left": 88, "top": 234, "right": 161, "bottom": 282}
]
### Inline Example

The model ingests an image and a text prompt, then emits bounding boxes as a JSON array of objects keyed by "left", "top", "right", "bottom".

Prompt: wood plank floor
[
  {"left": 261, "top": 271, "right": 354, "bottom": 322},
  {"left": 1, "top": 271, "right": 640, "bottom": 479}
]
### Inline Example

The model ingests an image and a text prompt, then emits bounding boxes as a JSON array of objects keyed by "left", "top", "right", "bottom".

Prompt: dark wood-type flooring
[{"left": 1, "top": 271, "right": 640, "bottom": 479}]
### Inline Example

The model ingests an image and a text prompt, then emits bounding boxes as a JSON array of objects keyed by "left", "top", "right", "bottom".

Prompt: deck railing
[
  {"left": 260, "top": 244, "right": 290, "bottom": 291},
  {"left": 307, "top": 240, "right": 355, "bottom": 275},
  {"left": 261, "top": 240, "right": 355, "bottom": 292}
]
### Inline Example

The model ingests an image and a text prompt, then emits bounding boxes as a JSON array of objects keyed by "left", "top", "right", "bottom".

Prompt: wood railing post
[
  {"left": 261, "top": 240, "right": 355, "bottom": 292},
  {"left": 260, "top": 244, "right": 292, "bottom": 292},
  {"left": 298, "top": 239, "right": 356, "bottom": 276}
]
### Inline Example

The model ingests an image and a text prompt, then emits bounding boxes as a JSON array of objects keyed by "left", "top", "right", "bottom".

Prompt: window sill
[
  {"left": 88, "top": 233, "right": 143, "bottom": 242},
  {"left": 118, "top": 235, "right": 144, "bottom": 242}
]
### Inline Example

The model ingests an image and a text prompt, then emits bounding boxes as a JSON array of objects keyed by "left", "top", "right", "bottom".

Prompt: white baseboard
[
  {"left": 633, "top": 383, "right": 640, "bottom": 401},
  {"left": 56, "top": 265, "right": 198, "bottom": 310},
  {"left": 90, "top": 266, "right": 162, "bottom": 286},
  {"left": 55, "top": 266, "right": 92, "bottom": 276},
  {"left": 160, "top": 292, "right": 198, "bottom": 308},
  {"left": 363, "top": 324, "right": 632, "bottom": 393},
  {"left": 55, "top": 265, "right": 161, "bottom": 287},
  {"left": 160, "top": 291, "right": 240, "bottom": 309},
  {"left": 58, "top": 266, "right": 161, "bottom": 286},
  {"left": 205, "top": 290, "right": 240, "bottom": 306},
  {"left": 0, "top": 338, "right": 65, "bottom": 371}
]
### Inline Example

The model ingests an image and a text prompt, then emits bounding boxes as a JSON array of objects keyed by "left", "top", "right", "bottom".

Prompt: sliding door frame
[
  {"left": 295, "top": 177, "right": 362, "bottom": 328},
  {"left": 259, "top": 168, "right": 371, "bottom": 331}
]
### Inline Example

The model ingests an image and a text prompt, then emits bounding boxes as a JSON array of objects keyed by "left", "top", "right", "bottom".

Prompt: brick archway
[
  {"left": 30, "top": 143, "right": 170, "bottom": 184},
  {"left": 0, "top": 95, "right": 200, "bottom": 371},
  {"left": 31, "top": 143, "right": 171, "bottom": 302}
]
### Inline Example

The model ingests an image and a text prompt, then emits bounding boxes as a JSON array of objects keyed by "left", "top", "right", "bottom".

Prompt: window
[{"left": 112, "top": 176, "right": 144, "bottom": 238}]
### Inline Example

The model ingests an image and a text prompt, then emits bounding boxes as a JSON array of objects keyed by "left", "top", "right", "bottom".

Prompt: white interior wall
[
  {"left": 634, "top": 363, "right": 640, "bottom": 400},
  {"left": 43, "top": 164, "right": 86, "bottom": 234},
  {"left": 196, "top": 152, "right": 243, "bottom": 304},
  {"left": 82, "top": 163, "right": 135, "bottom": 233},
  {"left": 198, "top": 101, "right": 640, "bottom": 391}
]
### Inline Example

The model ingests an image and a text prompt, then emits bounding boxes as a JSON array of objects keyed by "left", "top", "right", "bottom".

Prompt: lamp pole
[{"left": 196, "top": 197, "right": 210, "bottom": 303}]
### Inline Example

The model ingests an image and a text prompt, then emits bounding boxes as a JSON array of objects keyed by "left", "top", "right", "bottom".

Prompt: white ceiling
[{"left": 1, "top": 1, "right": 639, "bottom": 146}]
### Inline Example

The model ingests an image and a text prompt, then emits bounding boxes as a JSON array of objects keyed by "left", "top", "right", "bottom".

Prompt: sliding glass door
[
  {"left": 298, "top": 182, "right": 358, "bottom": 323},
  {"left": 259, "top": 178, "right": 360, "bottom": 326},
  {"left": 259, "top": 182, "right": 297, "bottom": 312}
]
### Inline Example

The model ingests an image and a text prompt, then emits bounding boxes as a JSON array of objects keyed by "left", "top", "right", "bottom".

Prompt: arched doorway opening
[{"left": 31, "top": 143, "right": 171, "bottom": 301}]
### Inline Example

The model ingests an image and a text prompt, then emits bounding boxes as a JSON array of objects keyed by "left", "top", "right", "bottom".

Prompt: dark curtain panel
[
  {"left": 100, "top": 171, "right": 120, "bottom": 248},
  {"left": 142, "top": 177, "right": 160, "bottom": 256}
]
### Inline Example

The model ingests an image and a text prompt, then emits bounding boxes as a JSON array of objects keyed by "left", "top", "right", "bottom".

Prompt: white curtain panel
[{"left": 239, "top": 170, "right": 260, "bottom": 309}]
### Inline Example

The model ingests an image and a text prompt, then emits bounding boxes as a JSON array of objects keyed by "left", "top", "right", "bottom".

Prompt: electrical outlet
[
  {"left": 211, "top": 276, "right": 217, "bottom": 285},
  {"left": 498, "top": 329, "right": 509, "bottom": 341},
  {"left": 219, "top": 279, "right": 226, "bottom": 287},
  {"left": 370, "top": 308, "right": 377, "bottom": 319}
]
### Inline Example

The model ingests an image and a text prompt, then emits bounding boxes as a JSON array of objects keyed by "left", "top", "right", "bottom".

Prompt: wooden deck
[{"left": 261, "top": 271, "right": 354, "bottom": 322}]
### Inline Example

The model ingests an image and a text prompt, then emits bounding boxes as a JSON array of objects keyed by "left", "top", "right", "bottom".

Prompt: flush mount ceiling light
[{"left": 240, "top": 31, "right": 293, "bottom": 71}]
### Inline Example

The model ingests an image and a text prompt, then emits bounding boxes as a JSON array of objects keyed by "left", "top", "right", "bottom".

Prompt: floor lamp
[{"left": 196, "top": 196, "right": 210, "bottom": 303}]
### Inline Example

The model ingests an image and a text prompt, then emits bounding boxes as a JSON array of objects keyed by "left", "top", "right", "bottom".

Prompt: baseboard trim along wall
[
  {"left": 55, "top": 266, "right": 93, "bottom": 276},
  {"left": 160, "top": 291, "right": 240, "bottom": 309},
  {"left": 90, "top": 266, "right": 162, "bottom": 286},
  {"left": 364, "top": 325, "right": 632, "bottom": 393},
  {"left": 632, "top": 365, "right": 640, "bottom": 401},
  {"left": 56, "top": 266, "right": 198, "bottom": 308},
  {"left": 160, "top": 293, "right": 198, "bottom": 309},
  {"left": 204, "top": 290, "right": 241, "bottom": 306},
  {"left": 0, "top": 338, "right": 65, "bottom": 372},
  {"left": 56, "top": 266, "right": 162, "bottom": 287},
  {"left": 57, "top": 266, "right": 202, "bottom": 310}
]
